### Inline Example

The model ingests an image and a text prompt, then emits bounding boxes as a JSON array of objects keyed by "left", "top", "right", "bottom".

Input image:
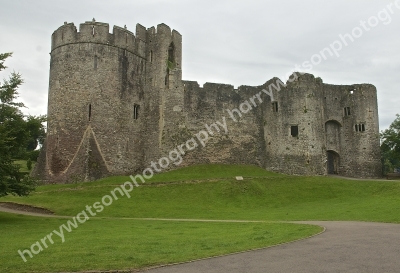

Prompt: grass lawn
[
  {"left": 13, "top": 160, "right": 36, "bottom": 173},
  {"left": 1, "top": 163, "right": 400, "bottom": 272},
  {"left": 0, "top": 212, "right": 321, "bottom": 273}
]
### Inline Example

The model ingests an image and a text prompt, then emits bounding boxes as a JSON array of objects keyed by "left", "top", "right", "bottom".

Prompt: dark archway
[{"left": 327, "top": 150, "right": 340, "bottom": 175}]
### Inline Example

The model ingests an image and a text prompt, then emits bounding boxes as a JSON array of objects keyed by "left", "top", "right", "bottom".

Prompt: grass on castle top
[{"left": 0, "top": 212, "right": 321, "bottom": 273}]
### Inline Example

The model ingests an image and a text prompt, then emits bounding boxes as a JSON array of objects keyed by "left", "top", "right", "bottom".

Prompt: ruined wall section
[
  {"left": 263, "top": 74, "right": 326, "bottom": 175},
  {"left": 179, "top": 81, "right": 265, "bottom": 167},
  {"left": 38, "top": 21, "right": 148, "bottom": 182},
  {"left": 322, "top": 83, "right": 381, "bottom": 178}
]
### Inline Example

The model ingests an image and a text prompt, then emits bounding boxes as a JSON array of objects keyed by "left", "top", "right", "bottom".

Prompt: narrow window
[
  {"left": 133, "top": 104, "right": 140, "bottom": 120},
  {"left": 88, "top": 104, "right": 92, "bottom": 121},
  {"left": 92, "top": 26, "right": 95, "bottom": 37},
  {"left": 361, "top": 124, "right": 365, "bottom": 132},
  {"left": 168, "top": 42, "right": 175, "bottom": 63},
  {"left": 165, "top": 68, "right": 169, "bottom": 88},
  {"left": 291, "top": 126, "right": 299, "bottom": 137},
  {"left": 94, "top": 56, "right": 98, "bottom": 70},
  {"left": 150, "top": 50, "right": 153, "bottom": 63},
  {"left": 125, "top": 33, "right": 128, "bottom": 44},
  {"left": 344, "top": 107, "right": 351, "bottom": 116},
  {"left": 272, "top": 102, "right": 279, "bottom": 112},
  {"left": 355, "top": 125, "right": 359, "bottom": 132}
]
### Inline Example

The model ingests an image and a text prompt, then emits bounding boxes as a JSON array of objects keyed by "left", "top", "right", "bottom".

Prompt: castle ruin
[{"left": 33, "top": 20, "right": 382, "bottom": 183}]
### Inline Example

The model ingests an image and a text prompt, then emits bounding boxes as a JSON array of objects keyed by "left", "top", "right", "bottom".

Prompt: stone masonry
[{"left": 32, "top": 20, "right": 382, "bottom": 183}]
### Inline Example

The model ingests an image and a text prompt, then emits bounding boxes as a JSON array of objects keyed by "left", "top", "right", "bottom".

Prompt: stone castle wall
[{"left": 32, "top": 20, "right": 382, "bottom": 183}]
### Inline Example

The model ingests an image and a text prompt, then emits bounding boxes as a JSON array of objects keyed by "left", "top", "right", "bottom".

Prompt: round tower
[{"left": 37, "top": 20, "right": 148, "bottom": 182}]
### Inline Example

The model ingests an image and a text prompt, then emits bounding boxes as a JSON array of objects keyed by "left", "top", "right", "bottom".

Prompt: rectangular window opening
[
  {"left": 291, "top": 126, "right": 299, "bottom": 137},
  {"left": 355, "top": 123, "right": 366, "bottom": 132},
  {"left": 272, "top": 102, "right": 279, "bottom": 112},
  {"left": 88, "top": 104, "right": 92, "bottom": 121},
  {"left": 344, "top": 107, "right": 351, "bottom": 116}
]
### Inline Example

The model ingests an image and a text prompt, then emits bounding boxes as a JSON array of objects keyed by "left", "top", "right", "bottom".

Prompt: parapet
[
  {"left": 147, "top": 23, "right": 182, "bottom": 39},
  {"left": 51, "top": 20, "right": 146, "bottom": 58}
]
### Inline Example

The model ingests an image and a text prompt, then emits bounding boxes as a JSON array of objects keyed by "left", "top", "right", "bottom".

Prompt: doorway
[{"left": 327, "top": 150, "right": 340, "bottom": 175}]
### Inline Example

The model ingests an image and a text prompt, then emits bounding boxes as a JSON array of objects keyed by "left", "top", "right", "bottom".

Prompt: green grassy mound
[
  {"left": 4, "top": 164, "right": 400, "bottom": 222},
  {"left": 2, "top": 163, "right": 399, "bottom": 273}
]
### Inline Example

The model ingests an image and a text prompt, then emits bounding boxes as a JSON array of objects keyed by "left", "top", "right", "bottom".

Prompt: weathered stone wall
[
  {"left": 179, "top": 82, "right": 264, "bottom": 167},
  {"left": 262, "top": 75, "right": 327, "bottom": 176},
  {"left": 321, "top": 82, "right": 381, "bottom": 178},
  {"left": 33, "top": 20, "right": 382, "bottom": 183}
]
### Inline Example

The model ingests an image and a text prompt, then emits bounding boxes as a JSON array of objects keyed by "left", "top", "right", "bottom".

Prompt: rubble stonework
[{"left": 32, "top": 20, "right": 382, "bottom": 183}]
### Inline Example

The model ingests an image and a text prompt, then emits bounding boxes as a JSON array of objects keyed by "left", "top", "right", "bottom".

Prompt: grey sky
[{"left": 1, "top": 0, "right": 399, "bottom": 130}]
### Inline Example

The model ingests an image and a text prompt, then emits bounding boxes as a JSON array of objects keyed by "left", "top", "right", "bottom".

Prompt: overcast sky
[{"left": 1, "top": 0, "right": 399, "bottom": 130}]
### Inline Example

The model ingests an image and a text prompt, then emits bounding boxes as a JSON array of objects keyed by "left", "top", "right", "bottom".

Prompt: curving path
[
  {"left": 1, "top": 205, "right": 400, "bottom": 273},
  {"left": 139, "top": 221, "right": 400, "bottom": 273}
]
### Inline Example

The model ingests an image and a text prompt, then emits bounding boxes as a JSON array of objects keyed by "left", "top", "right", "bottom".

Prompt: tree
[
  {"left": 381, "top": 114, "right": 400, "bottom": 174},
  {"left": 0, "top": 52, "right": 37, "bottom": 197}
]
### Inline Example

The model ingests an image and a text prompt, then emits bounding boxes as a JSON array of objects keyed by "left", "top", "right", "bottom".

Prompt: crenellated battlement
[
  {"left": 147, "top": 23, "right": 182, "bottom": 41},
  {"left": 51, "top": 20, "right": 146, "bottom": 58},
  {"left": 51, "top": 20, "right": 183, "bottom": 60}
]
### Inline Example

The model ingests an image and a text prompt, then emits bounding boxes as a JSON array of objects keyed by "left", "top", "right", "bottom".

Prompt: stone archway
[{"left": 327, "top": 150, "right": 340, "bottom": 175}]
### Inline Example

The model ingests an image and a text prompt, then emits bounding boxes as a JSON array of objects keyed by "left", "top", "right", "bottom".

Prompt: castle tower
[
  {"left": 33, "top": 20, "right": 183, "bottom": 183},
  {"left": 262, "top": 73, "right": 381, "bottom": 178},
  {"left": 322, "top": 82, "right": 381, "bottom": 177}
]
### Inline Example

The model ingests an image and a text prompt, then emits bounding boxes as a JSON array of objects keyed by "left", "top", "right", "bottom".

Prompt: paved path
[
  {"left": 139, "top": 221, "right": 400, "bottom": 273},
  {"left": 2, "top": 204, "right": 400, "bottom": 273}
]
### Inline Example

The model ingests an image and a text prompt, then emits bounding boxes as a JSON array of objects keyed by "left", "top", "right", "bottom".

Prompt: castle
[{"left": 33, "top": 20, "right": 382, "bottom": 183}]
